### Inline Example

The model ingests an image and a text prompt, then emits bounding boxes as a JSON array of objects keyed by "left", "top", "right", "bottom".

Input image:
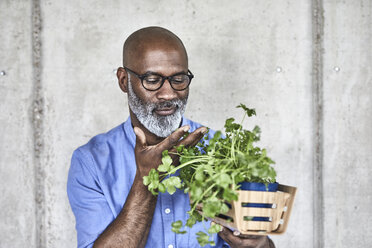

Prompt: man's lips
[{"left": 154, "top": 106, "right": 176, "bottom": 116}]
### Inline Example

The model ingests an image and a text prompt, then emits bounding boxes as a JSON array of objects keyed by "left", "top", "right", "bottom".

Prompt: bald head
[{"left": 123, "top": 27, "right": 188, "bottom": 68}]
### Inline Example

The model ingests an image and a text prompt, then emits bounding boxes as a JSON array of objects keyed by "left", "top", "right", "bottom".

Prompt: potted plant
[{"left": 143, "top": 104, "right": 295, "bottom": 247}]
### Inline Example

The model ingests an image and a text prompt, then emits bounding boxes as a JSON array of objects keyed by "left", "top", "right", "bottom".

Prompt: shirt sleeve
[{"left": 67, "top": 149, "right": 115, "bottom": 248}]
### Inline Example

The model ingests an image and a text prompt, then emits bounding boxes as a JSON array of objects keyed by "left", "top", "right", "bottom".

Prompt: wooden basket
[{"left": 196, "top": 184, "right": 297, "bottom": 235}]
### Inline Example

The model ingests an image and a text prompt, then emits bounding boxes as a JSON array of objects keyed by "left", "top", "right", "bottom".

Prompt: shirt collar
[{"left": 123, "top": 116, "right": 136, "bottom": 147}]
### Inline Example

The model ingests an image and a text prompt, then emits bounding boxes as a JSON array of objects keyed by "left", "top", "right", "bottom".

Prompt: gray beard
[{"left": 127, "top": 76, "right": 188, "bottom": 138}]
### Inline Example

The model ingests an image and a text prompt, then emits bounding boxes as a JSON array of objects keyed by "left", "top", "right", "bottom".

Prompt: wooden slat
[
  {"left": 274, "top": 186, "right": 297, "bottom": 233},
  {"left": 237, "top": 191, "right": 290, "bottom": 204},
  {"left": 241, "top": 221, "right": 274, "bottom": 231},
  {"left": 237, "top": 191, "right": 277, "bottom": 204},
  {"left": 271, "top": 192, "right": 286, "bottom": 230}
]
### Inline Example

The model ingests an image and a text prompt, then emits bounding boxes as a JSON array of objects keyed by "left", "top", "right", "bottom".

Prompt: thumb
[{"left": 133, "top": 127, "right": 147, "bottom": 149}]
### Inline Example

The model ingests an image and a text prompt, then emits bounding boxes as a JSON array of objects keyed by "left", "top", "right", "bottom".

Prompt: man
[{"left": 67, "top": 26, "right": 275, "bottom": 248}]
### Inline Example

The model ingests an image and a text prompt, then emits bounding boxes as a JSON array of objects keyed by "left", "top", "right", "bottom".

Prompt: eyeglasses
[{"left": 124, "top": 66, "right": 194, "bottom": 91}]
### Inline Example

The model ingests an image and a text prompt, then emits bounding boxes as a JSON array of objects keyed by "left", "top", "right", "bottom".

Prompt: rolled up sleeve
[{"left": 67, "top": 149, "right": 114, "bottom": 248}]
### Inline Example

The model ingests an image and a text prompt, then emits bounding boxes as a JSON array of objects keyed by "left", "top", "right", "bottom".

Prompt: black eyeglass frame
[{"left": 124, "top": 66, "right": 194, "bottom": 91}]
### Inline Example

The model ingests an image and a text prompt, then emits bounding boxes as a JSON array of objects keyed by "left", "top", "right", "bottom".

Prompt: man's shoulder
[
  {"left": 74, "top": 121, "right": 128, "bottom": 159},
  {"left": 183, "top": 117, "right": 203, "bottom": 130}
]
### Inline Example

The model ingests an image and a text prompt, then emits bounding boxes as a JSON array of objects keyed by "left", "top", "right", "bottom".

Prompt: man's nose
[{"left": 156, "top": 79, "right": 177, "bottom": 100}]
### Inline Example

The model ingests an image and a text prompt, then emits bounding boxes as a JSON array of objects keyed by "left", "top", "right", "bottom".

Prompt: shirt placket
[{"left": 160, "top": 190, "right": 176, "bottom": 248}]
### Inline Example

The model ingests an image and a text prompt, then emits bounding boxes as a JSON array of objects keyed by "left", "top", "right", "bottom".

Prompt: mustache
[{"left": 152, "top": 100, "right": 182, "bottom": 111}]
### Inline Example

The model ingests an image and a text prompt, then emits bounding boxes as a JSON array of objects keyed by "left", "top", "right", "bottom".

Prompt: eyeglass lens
[{"left": 143, "top": 74, "right": 190, "bottom": 91}]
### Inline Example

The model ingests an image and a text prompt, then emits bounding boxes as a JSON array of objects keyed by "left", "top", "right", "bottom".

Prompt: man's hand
[
  {"left": 218, "top": 225, "right": 275, "bottom": 248},
  {"left": 133, "top": 125, "right": 207, "bottom": 178},
  {"left": 94, "top": 125, "right": 207, "bottom": 248}
]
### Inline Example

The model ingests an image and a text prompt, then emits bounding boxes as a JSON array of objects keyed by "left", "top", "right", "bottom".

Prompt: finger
[
  {"left": 217, "top": 225, "right": 237, "bottom": 245},
  {"left": 177, "top": 126, "right": 208, "bottom": 148},
  {"left": 218, "top": 227, "right": 265, "bottom": 247},
  {"left": 157, "top": 125, "right": 190, "bottom": 151},
  {"left": 133, "top": 127, "right": 147, "bottom": 149},
  {"left": 234, "top": 233, "right": 265, "bottom": 239}
]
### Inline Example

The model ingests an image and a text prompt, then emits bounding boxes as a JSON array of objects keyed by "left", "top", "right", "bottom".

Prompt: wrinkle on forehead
[{"left": 139, "top": 49, "right": 187, "bottom": 73}]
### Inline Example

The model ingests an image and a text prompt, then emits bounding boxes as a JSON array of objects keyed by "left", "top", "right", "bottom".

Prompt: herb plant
[{"left": 143, "top": 104, "right": 276, "bottom": 246}]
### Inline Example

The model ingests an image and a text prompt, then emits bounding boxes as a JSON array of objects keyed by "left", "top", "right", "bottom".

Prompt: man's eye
[
  {"left": 145, "top": 77, "right": 161, "bottom": 84},
  {"left": 172, "top": 76, "right": 187, "bottom": 84}
]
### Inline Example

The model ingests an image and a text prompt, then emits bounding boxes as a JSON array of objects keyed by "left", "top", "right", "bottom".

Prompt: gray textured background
[{"left": 0, "top": 0, "right": 371, "bottom": 247}]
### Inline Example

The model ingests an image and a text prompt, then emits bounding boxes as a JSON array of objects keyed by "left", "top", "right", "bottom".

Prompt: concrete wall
[
  {"left": 0, "top": 1, "right": 36, "bottom": 247},
  {"left": 322, "top": 0, "right": 372, "bottom": 247},
  {"left": 0, "top": 0, "right": 370, "bottom": 247}
]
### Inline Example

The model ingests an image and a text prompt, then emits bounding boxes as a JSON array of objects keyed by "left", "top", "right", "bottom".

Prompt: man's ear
[{"left": 117, "top": 67, "right": 128, "bottom": 93}]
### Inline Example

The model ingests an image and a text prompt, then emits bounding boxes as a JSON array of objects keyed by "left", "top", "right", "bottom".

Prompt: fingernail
[
  {"left": 219, "top": 225, "right": 224, "bottom": 231},
  {"left": 183, "top": 126, "right": 190, "bottom": 132},
  {"left": 200, "top": 127, "right": 208, "bottom": 134}
]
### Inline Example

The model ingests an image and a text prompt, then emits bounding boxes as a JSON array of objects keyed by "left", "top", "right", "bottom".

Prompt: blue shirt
[{"left": 67, "top": 117, "right": 229, "bottom": 248}]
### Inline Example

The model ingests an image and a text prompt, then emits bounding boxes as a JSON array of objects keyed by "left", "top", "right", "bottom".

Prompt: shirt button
[
  {"left": 164, "top": 208, "right": 171, "bottom": 214},
  {"left": 168, "top": 245, "right": 174, "bottom": 248}
]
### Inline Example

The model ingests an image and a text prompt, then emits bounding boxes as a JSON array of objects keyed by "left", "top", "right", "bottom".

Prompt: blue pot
[
  {"left": 239, "top": 182, "right": 278, "bottom": 222},
  {"left": 239, "top": 182, "right": 278, "bottom": 192}
]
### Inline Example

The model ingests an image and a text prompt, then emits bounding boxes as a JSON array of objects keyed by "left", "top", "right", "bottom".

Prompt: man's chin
[{"left": 144, "top": 113, "right": 182, "bottom": 137}]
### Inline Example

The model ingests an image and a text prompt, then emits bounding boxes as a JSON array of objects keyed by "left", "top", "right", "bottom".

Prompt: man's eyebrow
[{"left": 144, "top": 70, "right": 187, "bottom": 76}]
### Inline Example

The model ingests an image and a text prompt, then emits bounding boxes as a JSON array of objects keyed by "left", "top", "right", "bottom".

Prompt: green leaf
[
  {"left": 220, "top": 203, "right": 230, "bottom": 213},
  {"left": 190, "top": 185, "right": 203, "bottom": 201},
  {"left": 162, "top": 177, "right": 180, "bottom": 195},
  {"left": 216, "top": 173, "right": 232, "bottom": 189},
  {"left": 162, "top": 155, "right": 173, "bottom": 167},
  {"left": 171, "top": 177, "right": 182, "bottom": 188},
  {"left": 148, "top": 169, "right": 159, "bottom": 182},
  {"left": 186, "top": 214, "right": 197, "bottom": 227},
  {"left": 251, "top": 167, "right": 260, "bottom": 177},
  {"left": 148, "top": 181, "right": 159, "bottom": 190},
  {"left": 158, "top": 183, "right": 166, "bottom": 193},
  {"left": 143, "top": 176, "right": 150, "bottom": 186},
  {"left": 196, "top": 231, "right": 211, "bottom": 247},
  {"left": 162, "top": 150, "right": 169, "bottom": 157},
  {"left": 167, "top": 185, "right": 176, "bottom": 195},
  {"left": 176, "top": 144, "right": 185, "bottom": 153},
  {"left": 223, "top": 188, "right": 238, "bottom": 202},
  {"left": 171, "top": 220, "right": 186, "bottom": 234},
  {"left": 171, "top": 220, "right": 182, "bottom": 228},
  {"left": 203, "top": 164, "right": 214, "bottom": 176},
  {"left": 158, "top": 163, "right": 170, "bottom": 172},
  {"left": 236, "top": 103, "right": 256, "bottom": 117},
  {"left": 224, "top": 118, "right": 235, "bottom": 129},
  {"left": 195, "top": 170, "right": 205, "bottom": 182},
  {"left": 208, "top": 224, "right": 221, "bottom": 234},
  {"left": 203, "top": 201, "right": 221, "bottom": 218}
]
